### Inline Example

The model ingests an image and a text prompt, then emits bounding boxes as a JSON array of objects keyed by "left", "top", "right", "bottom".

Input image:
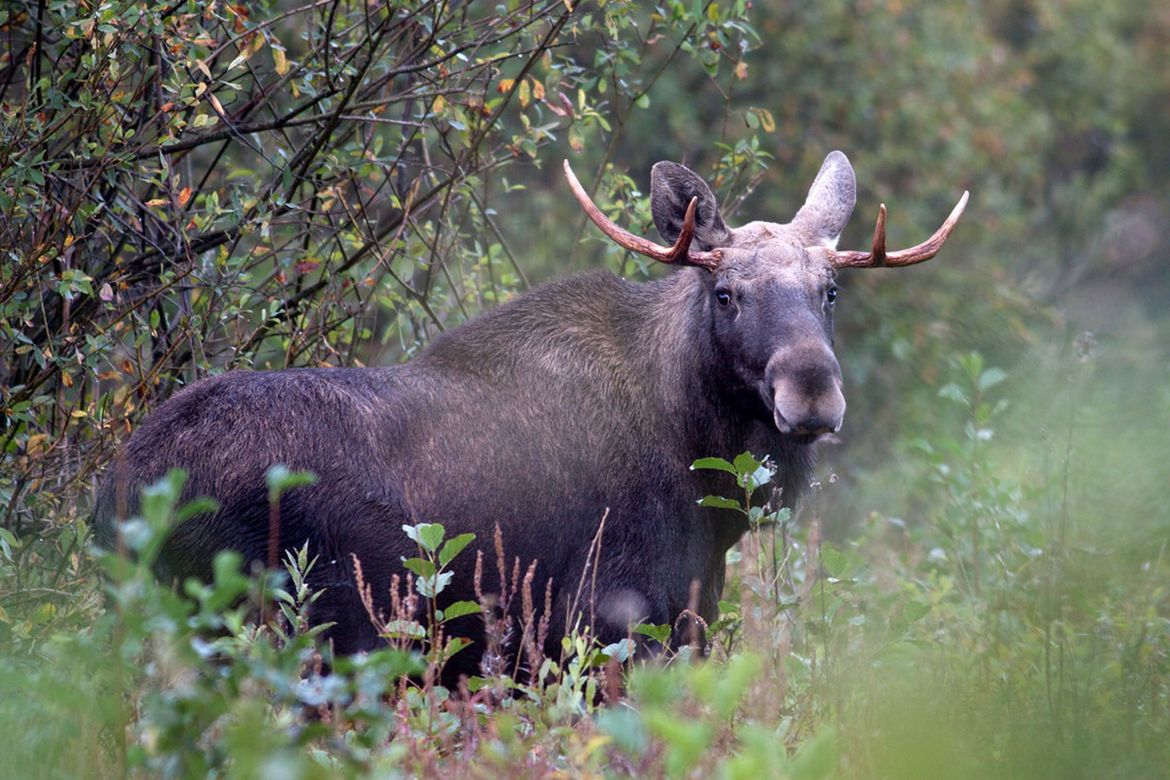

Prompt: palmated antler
[
  {"left": 829, "top": 190, "right": 970, "bottom": 268},
  {"left": 563, "top": 160, "right": 723, "bottom": 271}
]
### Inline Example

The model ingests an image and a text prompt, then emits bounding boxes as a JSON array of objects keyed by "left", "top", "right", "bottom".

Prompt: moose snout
[{"left": 765, "top": 347, "right": 846, "bottom": 437}]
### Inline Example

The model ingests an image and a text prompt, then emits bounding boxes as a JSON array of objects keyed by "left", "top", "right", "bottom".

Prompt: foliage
[
  {"left": 0, "top": 0, "right": 758, "bottom": 547},
  {"left": 3, "top": 0, "right": 1169, "bottom": 777}
]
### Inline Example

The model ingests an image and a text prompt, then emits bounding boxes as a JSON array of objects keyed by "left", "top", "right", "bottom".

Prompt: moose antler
[
  {"left": 563, "top": 160, "right": 723, "bottom": 271},
  {"left": 828, "top": 190, "right": 970, "bottom": 268}
]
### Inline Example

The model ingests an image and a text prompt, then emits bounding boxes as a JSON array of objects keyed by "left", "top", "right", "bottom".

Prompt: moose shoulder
[{"left": 94, "top": 151, "right": 966, "bottom": 679}]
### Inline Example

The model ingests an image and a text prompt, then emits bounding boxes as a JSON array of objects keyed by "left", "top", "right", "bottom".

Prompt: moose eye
[
  {"left": 715, "top": 289, "right": 732, "bottom": 307},
  {"left": 826, "top": 286, "right": 839, "bottom": 305}
]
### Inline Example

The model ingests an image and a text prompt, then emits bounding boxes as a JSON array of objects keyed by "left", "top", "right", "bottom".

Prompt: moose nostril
[{"left": 792, "top": 418, "right": 835, "bottom": 436}]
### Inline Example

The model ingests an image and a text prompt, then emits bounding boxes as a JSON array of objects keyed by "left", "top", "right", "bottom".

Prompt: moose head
[{"left": 564, "top": 152, "right": 968, "bottom": 439}]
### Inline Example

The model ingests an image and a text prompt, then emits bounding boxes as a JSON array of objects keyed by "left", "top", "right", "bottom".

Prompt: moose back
[{"left": 95, "top": 151, "right": 966, "bottom": 679}]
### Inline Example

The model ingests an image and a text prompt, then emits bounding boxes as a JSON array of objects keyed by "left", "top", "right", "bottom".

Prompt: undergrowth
[{"left": 1, "top": 348, "right": 1167, "bottom": 779}]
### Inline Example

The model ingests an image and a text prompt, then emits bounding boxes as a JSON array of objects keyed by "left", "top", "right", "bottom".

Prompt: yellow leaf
[
  {"left": 177, "top": 187, "right": 192, "bottom": 207},
  {"left": 195, "top": 59, "right": 212, "bottom": 79},
  {"left": 207, "top": 92, "right": 225, "bottom": 117},
  {"left": 532, "top": 78, "right": 545, "bottom": 101},
  {"left": 273, "top": 46, "right": 289, "bottom": 76},
  {"left": 519, "top": 78, "right": 530, "bottom": 108},
  {"left": 145, "top": 198, "right": 168, "bottom": 207},
  {"left": 758, "top": 108, "right": 776, "bottom": 133},
  {"left": 433, "top": 95, "right": 446, "bottom": 113},
  {"left": 497, "top": 78, "right": 515, "bottom": 94},
  {"left": 61, "top": 372, "right": 74, "bottom": 388},
  {"left": 70, "top": 410, "right": 87, "bottom": 419},
  {"left": 735, "top": 61, "right": 748, "bottom": 80},
  {"left": 582, "top": 735, "right": 612, "bottom": 757}
]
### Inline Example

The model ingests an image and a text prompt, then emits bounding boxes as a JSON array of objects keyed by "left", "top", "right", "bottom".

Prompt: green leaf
[
  {"left": 0, "top": 527, "right": 17, "bottom": 561},
  {"left": 698, "top": 495, "right": 742, "bottom": 511},
  {"left": 690, "top": 456, "right": 737, "bottom": 475},
  {"left": 379, "top": 619, "right": 426, "bottom": 640},
  {"left": 732, "top": 451, "right": 763, "bottom": 475},
  {"left": 938, "top": 383, "right": 969, "bottom": 407},
  {"left": 644, "top": 710, "right": 712, "bottom": 777},
  {"left": 596, "top": 706, "right": 648, "bottom": 756},
  {"left": 633, "top": 622, "right": 672, "bottom": 646},
  {"left": 978, "top": 367, "right": 1007, "bottom": 393},
  {"left": 768, "top": 507, "right": 793, "bottom": 525},
  {"left": 443, "top": 636, "right": 473, "bottom": 658},
  {"left": 959, "top": 351, "right": 984, "bottom": 381},
  {"left": 741, "top": 464, "right": 772, "bottom": 491},
  {"left": 403, "top": 522, "right": 444, "bottom": 553},
  {"left": 712, "top": 652, "right": 763, "bottom": 718},
  {"left": 416, "top": 570, "right": 453, "bottom": 598},
  {"left": 820, "top": 544, "right": 850, "bottom": 579},
  {"left": 438, "top": 532, "right": 476, "bottom": 567},
  {"left": 904, "top": 600, "right": 930, "bottom": 623},
  {"left": 440, "top": 600, "right": 481, "bottom": 621},
  {"left": 598, "top": 638, "right": 636, "bottom": 664},
  {"left": 265, "top": 464, "right": 317, "bottom": 503},
  {"left": 401, "top": 556, "right": 436, "bottom": 578},
  {"left": 175, "top": 496, "right": 219, "bottom": 524}
]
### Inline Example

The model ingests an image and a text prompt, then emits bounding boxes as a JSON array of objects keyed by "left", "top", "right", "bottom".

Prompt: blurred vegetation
[{"left": 1, "top": 0, "right": 1168, "bottom": 778}]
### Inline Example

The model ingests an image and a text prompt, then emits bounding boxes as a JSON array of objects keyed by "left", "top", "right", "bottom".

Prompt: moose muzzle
[{"left": 765, "top": 345, "right": 846, "bottom": 437}]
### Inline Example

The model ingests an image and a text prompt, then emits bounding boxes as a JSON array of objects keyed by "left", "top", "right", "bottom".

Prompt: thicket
[{"left": 2, "top": 0, "right": 1168, "bottom": 778}]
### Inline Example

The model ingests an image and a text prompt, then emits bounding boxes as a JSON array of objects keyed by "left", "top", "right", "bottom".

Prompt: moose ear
[
  {"left": 651, "top": 161, "right": 731, "bottom": 250},
  {"left": 791, "top": 151, "right": 857, "bottom": 248}
]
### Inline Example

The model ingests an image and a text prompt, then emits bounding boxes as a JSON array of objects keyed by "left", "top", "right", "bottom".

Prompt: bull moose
[{"left": 95, "top": 151, "right": 966, "bottom": 679}]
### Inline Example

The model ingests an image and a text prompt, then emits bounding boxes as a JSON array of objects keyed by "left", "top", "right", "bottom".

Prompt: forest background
[{"left": 1, "top": 0, "right": 1168, "bottom": 777}]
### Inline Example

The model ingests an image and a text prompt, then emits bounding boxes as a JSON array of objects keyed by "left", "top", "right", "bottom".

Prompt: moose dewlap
[{"left": 95, "top": 151, "right": 966, "bottom": 681}]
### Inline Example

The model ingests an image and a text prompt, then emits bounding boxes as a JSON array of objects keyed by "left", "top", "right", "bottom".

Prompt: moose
[{"left": 95, "top": 151, "right": 966, "bottom": 680}]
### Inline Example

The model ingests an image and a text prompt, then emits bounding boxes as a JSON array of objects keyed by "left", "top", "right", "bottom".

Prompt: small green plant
[
  {"left": 692, "top": 450, "right": 795, "bottom": 630},
  {"left": 692, "top": 450, "right": 784, "bottom": 528},
  {"left": 400, "top": 522, "right": 480, "bottom": 674}
]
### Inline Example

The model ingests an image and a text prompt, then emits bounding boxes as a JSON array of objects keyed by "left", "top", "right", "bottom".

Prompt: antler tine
[
  {"left": 830, "top": 190, "right": 969, "bottom": 269},
  {"left": 562, "top": 160, "right": 723, "bottom": 271},
  {"left": 870, "top": 203, "right": 887, "bottom": 265}
]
